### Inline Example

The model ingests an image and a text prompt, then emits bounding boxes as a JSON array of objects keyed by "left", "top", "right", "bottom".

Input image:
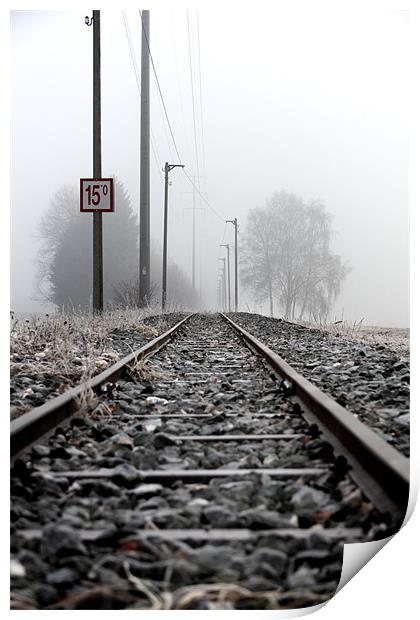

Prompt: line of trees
[
  {"left": 36, "top": 179, "right": 201, "bottom": 311},
  {"left": 240, "top": 191, "right": 350, "bottom": 321}
]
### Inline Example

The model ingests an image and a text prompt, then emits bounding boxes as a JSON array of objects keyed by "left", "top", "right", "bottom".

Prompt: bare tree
[
  {"left": 240, "top": 207, "right": 277, "bottom": 316},
  {"left": 241, "top": 191, "right": 350, "bottom": 320},
  {"left": 36, "top": 179, "right": 138, "bottom": 309},
  {"left": 36, "top": 180, "right": 202, "bottom": 312}
]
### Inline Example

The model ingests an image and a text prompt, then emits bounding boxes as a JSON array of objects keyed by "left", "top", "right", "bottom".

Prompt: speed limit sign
[{"left": 80, "top": 178, "right": 114, "bottom": 212}]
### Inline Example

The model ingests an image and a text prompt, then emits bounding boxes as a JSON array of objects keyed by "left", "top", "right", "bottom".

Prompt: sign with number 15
[{"left": 80, "top": 178, "right": 114, "bottom": 212}]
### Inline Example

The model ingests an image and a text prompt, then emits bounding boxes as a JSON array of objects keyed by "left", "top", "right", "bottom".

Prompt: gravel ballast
[
  {"left": 11, "top": 314, "right": 399, "bottom": 610},
  {"left": 228, "top": 313, "right": 409, "bottom": 457}
]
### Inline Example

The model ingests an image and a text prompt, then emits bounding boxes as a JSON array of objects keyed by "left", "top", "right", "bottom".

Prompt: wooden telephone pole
[
  {"left": 139, "top": 10, "right": 150, "bottom": 306},
  {"left": 92, "top": 10, "right": 103, "bottom": 312}
]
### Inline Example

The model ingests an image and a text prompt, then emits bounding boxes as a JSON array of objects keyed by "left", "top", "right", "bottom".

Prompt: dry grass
[
  {"left": 126, "top": 358, "right": 172, "bottom": 382},
  {"left": 33, "top": 574, "right": 330, "bottom": 610},
  {"left": 10, "top": 308, "right": 163, "bottom": 415},
  {"left": 298, "top": 318, "right": 409, "bottom": 360}
]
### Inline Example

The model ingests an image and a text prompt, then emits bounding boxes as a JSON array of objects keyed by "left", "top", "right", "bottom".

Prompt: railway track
[{"left": 10, "top": 313, "right": 409, "bottom": 610}]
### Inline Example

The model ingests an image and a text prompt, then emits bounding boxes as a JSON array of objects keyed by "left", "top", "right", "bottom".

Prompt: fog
[{"left": 11, "top": 8, "right": 409, "bottom": 326}]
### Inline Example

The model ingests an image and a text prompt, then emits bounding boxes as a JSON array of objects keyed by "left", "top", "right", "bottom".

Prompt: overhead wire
[
  {"left": 196, "top": 12, "right": 207, "bottom": 193},
  {"left": 122, "top": 11, "right": 163, "bottom": 183},
  {"left": 170, "top": 13, "right": 189, "bottom": 159},
  {"left": 136, "top": 10, "right": 225, "bottom": 228},
  {"left": 137, "top": 11, "right": 174, "bottom": 166},
  {"left": 182, "top": 169, "right": 225, "bottom": 221},
  {"left": 219, "top": 221, "right": 228, "bottom": 248},
  {"left": 139, "top": 9, "right": 183, "bottom": 164},
  {"left": 123, "top": 10, "right": 225, "bottom": 306},
  {"left": 217, "top": 222, "right": 228, "bottom": 307},
  {"left": 186, "top": 11, "right": 201, "bottom": 185}
]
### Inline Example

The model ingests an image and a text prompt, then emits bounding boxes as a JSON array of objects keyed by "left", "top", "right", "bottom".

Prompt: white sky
[{"left": 9, "top": 4, "right": 410, "bottom": 325}]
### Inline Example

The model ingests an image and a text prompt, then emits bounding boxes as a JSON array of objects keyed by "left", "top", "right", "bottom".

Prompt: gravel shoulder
[
  {"left": 10, "top": 311, "right": 188, "bottom": 420},
  {"left": 228, "top": 313, "right": 410, "bottom": 457}
]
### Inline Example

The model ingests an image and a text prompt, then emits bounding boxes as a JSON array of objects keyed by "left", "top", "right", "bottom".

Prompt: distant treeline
[{"left": 36, "top": 179, "right": 201, "bottom": 311}]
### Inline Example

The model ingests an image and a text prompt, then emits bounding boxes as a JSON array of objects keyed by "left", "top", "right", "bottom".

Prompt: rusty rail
[
  {"left": 11, "top": 314, "right": 193, "bottom": 458},
  {"left": 221, "top": 313, "right": 409, "bottom": 521}
]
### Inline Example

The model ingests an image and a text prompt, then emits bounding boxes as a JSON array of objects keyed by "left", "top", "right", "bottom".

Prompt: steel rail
[
  {"left": 10, "top": 314, "right": 193, "bottom": 459},
  {"left": 221, "top": 313, "right": 409, "bottom": 521}
]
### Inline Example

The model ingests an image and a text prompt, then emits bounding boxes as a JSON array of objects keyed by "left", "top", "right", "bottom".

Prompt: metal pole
[
  {"left": 220, "top": 243, "right": 231, "bottom": 312},
  {"left": 226, "top": 219, "right": 238, "bottom": 311},
  {"left": 218, "top": 258, "right": 226, "bottom": 312},
  {"left": 139, "top": 10, "right": 150, "bottom": 306},
  {"left": 223, "top": 263, "right": 227, "bottom": 312},
  {"left": 234, "top": 218, "right": 238, "bottom": 312},
  {"left": 192, "top": 187, "right": 196, "bottom": 291},
  {"left": 93, "top": 10, "right": 103, "bottom": 312},
  {"left": 162, "top": 162, "right": 184, "bottom": 313},
  {"left": 199, "top": 254, "right": 202, "bottom": 301},
  {"left": 181, "top": 178, "right": 203, "bottom": 292},
  {"left": 162, "top": 162, "right": 169, "bottom": 312}
]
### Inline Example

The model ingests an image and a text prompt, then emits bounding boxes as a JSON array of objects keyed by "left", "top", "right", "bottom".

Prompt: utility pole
[
  {"left": 162, "top": 162, "right": 184, "bottom": 312},
  {"left": 218, "top": 257, "right": 227, "bottom": 312},
  {"left": 217, "top": 271, "right": 224, "bottom": 311},
  {"left": 192, "top": 192, "right": 196, "bottom": 291},
  {"left": 199, "top": 254, "right": 202, "bottom": 300},
  {"left": 226, "top": 218, "right": 238, "bottom": 311},
  {"left": 220, "top": 243, "right": 231, "bottom": 312},
  {"left": 92, "top": 10, "right": 103, "bottom": 312},
  {"left": 182, "top": 177, "right": 204, "bottom": 293},
  {"left": 139, "top": 10, "right": 150, "bottom": 306}
]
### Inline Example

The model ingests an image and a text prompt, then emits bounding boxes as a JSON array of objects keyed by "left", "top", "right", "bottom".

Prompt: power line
[
  {"left": 122, "top": 11, "right": 141, "bottom": 89},
  {"left": 135, "top": 11, "right": 222, "bottom": 225},
  {"left": 219, "top": 221, "right": 228, "bottom": 247},
  {"left": 183, "top": 168, "right": 224, "bottom": 222},
  {"left": 170, "top": 14, "right": 189, "bottom": 159},
  {"left": 139, "top": 9, "right": 183, "bottom": 164},
  {"left": 122, "top": 11, "right": 163, "bottom": 183},
  {"left": 187, "top": 11, "right": 200, "bottom": 183},
  {"left": 196, "top": 12, "right": 207, "bottom": 191}
]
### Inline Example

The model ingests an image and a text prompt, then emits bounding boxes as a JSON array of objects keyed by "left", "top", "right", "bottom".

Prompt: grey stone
[
  {"left": 46, "top": 567, "right": 79, "bottom": 587},
  {"left": 39, "top": 524, "right": 87, "bottom": 559},
  {"left": 33, "top": 584, "right": 59, "bottom": 606},
  {"left": 131, "top": 483, "right": 163, "bottom": 497},
  {"left": 153, "top": 432, "right": 179, "bottom": 448},
  {"left": 287, "top": 565, "right": 317, "bottom": 588},
  {"left": 249, "top": 547, "right": 288, "bottom": 574},
  {"left": 17, "top": 550, "right": 49, "bottom": 580},
  {"left": 291, "top": 485, "right": 330, "bottom": 514},
  {"left": 203, "top": 505, "right": 236, "bottom": 527},
  {"left": 239, "top": 507, "right": 288, "bottom": 528}
]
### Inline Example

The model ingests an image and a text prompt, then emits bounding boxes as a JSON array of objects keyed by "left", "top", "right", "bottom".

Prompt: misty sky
[{"left": 10, "top": 7, "right": 409, "bottom": 326}]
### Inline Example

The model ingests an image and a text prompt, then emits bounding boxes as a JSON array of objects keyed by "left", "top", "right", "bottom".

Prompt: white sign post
[{"left": 80, "top": 178, "right": 114, "bottom": 212}]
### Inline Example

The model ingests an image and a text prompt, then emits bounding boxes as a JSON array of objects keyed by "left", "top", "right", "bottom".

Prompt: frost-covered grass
[
  {"left": 299, "top": 319, "right": 410, "bottom": 360},
  {"left": 9, "top": 307, "right": 167, "bottom": 416},
  {"left": 11, "top": 307, "right": 158, "bottom": 369}
]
